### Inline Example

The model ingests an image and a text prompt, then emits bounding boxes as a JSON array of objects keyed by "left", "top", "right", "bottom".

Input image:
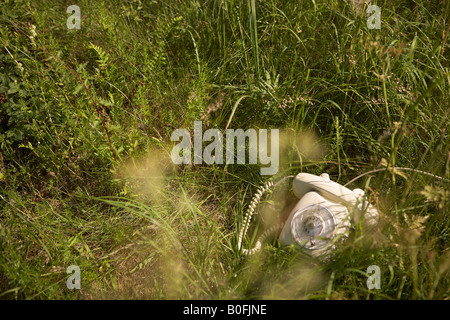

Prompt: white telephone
[{"left": 238, "top": 173, "right": 379, "bottom": 256}]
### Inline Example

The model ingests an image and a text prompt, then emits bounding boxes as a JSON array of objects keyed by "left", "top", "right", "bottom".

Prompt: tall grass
[{"left": 0, "top": 0, "right": 448, "bottom": 299}]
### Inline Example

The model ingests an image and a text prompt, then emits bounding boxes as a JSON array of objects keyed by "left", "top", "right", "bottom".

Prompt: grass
[{"left": 0, "top": 0, "right": 449, "bottom": 299}]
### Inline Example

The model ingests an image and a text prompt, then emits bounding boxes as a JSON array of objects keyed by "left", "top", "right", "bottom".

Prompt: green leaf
[{"left": 73, "top": 84, "right": 83, "bottom": 95}]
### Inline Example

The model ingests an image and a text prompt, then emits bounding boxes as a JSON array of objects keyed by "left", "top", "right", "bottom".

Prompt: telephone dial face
[
  {"left": 290, "top": 204, "right": 336, "bottom": 250},
  {"left": 278, "top": 173, "right": 379, "bottom": 255}
]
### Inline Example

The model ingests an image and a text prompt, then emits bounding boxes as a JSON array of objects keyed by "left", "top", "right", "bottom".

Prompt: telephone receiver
[{"left": 278, "top": 173, "right": 379, "bottom": 255}]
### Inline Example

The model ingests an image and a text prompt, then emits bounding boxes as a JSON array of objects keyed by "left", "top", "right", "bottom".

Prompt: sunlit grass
[{"left": 0, "top": 0, "right": 448, "bottom": 299}]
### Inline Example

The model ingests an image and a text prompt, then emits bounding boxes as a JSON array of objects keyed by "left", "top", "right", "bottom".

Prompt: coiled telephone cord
[{"left": 238, "top": 176, "right": 294, "bottom": 255}]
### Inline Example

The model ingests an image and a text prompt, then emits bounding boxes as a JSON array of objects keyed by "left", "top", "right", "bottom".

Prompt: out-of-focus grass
[{"left": 0, "top": 0, "right": 448, "bottom": 299}]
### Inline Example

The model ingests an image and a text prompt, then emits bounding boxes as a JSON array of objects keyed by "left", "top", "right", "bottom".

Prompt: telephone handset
[{"left": 238, "top": 173, "right": 379, "bottom": 256}]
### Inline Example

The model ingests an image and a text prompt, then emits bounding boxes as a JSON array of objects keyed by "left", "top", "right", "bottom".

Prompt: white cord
[
  {"left": 343, "top": 167, "right": 450, "bottom": 187},
  {"left": 238, "top": 180, "right": 273, "bottom": 253},
  {"left": 238, "top": 176, "right": 294, "bottom": 255},
  {"left": 241, "top": 222, "right": 286, "bottom": 255}
]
